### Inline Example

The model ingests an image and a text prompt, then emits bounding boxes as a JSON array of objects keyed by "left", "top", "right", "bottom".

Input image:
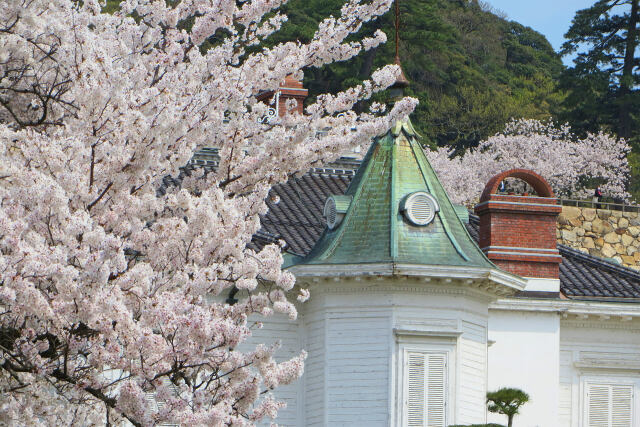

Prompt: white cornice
[
  {"left": 574, "top": 360, "right": 640, "bottom": 371},
  {"left": 307, "top": 283, "right": 495, "bottom": 304},
  {"left": 490, "top": 298, "right": 640, "bottom": 318},
  {"left": 288, "top": 263, "right": 526, "bottom": 295},
  {"left": 393, "top": 328, "right": 462, "bottom": 339},
  {"left": 565, "top": 320, "right": 640, "bottom": 331}
]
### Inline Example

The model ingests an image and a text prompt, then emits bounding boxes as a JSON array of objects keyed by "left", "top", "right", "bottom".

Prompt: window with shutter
[
  {"left": 145, "top": 380, "right": 181, "bottom": 427},
  {"left": 407, "top": 353, "right": 426, "bottom": 426},
  {"left": 612, "top": 385, "right": 633, "bottom": 426},
  {"left": 427, "top": 354, "right": 446, "bottom": 426},
  {"left": 586, "top": 382, "right": 634, "bottom": 427},
  {"left": 405, "top": 351, "right": 447, "bottom": 427}
]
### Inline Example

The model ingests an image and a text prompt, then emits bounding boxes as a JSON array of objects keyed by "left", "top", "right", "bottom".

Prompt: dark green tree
[
  {"left": 486, "top": 388, "right": 530, "bottom": 427},
  {"left": 105, "top": 0, "right": 565, "bottom": 152},
  {"left": 271, "top": 0, "right": 564, "bottom": 151},
  {"left": 560, "top": 0, "right": 640, "bottom": 144}
]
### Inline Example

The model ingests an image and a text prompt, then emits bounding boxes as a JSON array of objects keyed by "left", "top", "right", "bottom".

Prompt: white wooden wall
[
  {"left": 302, "top": 307, "right": 325, "bottom": 426},
  {"left": 249, "top": 278, "right": 494, "bottom": 426},
  {"left": 458, "top": 319, "right": 489, "bottom": 424},
  {"left": 487, "top": 310, "right": 560, "bottom": 427},
  {"left": 392, "top": 289, "right": 491, "bottom": 426},
  {"left": 559, "top": 318, "right": 640, "bottom": 427},
  {"left": 326, "top": 310, "right": 391, "bottom": 426},
  {"left": 302, "top": 288, "right": 394, "bottom": 427},
  {"left": 238, "top": 313, "right": 302, "bottom": 426}
]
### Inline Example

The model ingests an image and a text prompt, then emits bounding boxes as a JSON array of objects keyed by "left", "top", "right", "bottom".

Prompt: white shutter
[
  {"left": 145, "top": 380, "right": 181, "bottom": 427},
  {"left": 405, "top": 351, "right": 447, "bottom": 427},
  {"left": 146, "top": 392, "right": 160, "bottom": 411},
  {"left": 587, "top": 384, "right": 610, "bottom": 427},
  {"left": 407, "top": 352, "right": 426, "bottom": 427},
  {"left": 611, "top": 385, "right": 633, "bottom": 427},
  {"left": 586, "top": 382, "right": 633, "bottom": 427},
  {"left": 426, "top": 354, "right": 446, "bottom": 427}
]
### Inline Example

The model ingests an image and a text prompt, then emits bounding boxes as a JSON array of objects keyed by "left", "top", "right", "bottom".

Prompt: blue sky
[{"left": 487, "top": 0, "right": 594, "bottom": 64}]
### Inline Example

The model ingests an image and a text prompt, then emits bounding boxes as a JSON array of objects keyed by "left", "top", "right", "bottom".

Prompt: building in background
[{"left": 176, "top": 77, "right": 640, "bottom": 427}]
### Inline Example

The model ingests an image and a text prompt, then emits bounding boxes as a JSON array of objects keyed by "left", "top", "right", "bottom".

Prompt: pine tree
[
  {"left": 487, "top": 388, "right": 530, "bottom": 427},
  {"left": 561, "top": 0, "right": 640, "bottom": 143},
  {"left": 272, "top": 0, "right": 563, "bottom": 150}
]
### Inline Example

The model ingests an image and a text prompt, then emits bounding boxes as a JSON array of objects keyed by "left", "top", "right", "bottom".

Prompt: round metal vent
[
  {"left": 324, "top": 194, "right": 351, "bottom": 230},
  {"left": 324, "top": 197, "right": 338, "bottom": 229},
  {"left": 401, "top": 192, "right": 439, "bottom": 226},
  {"left": 323, "top": 195, "right": 352, "bottom": 230}
]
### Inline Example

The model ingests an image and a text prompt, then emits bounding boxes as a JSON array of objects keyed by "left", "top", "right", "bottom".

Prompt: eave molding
[
  {"left": 304, "top": 282, "right": 497, "bottom": 301},
  {"left": 562, "top": 320, "right": 640, "bottom": 331},
  {"left": 490, "top": 298, "right": 640, "bottom": 320},
  {"left": 288, "top": 262, "right": 526, "bottom": 297},
  {"left": 393, "top": 328, "right": 462, "bottom": 341},
  {"left": 574, "top": 360, "right": 640, "bottom": 371}
]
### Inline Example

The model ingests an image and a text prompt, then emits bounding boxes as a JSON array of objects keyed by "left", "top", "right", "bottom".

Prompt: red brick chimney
[
  {"left": 474, "top": 169, "right": 562, "bottom": 279},
  {"left": 257, "top": 74, "right": 308, "bottom": 117}
]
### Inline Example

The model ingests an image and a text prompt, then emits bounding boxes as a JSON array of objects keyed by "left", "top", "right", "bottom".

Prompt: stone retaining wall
[{"left": 557, "top": 206, "right": 640, "bottom": 269}]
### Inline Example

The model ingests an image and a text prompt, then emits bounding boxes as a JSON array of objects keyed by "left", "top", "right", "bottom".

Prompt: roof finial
[
  {"left": 391, "top": 0, "right": 409, "bottom": 99},
  {"left": 394, "top": 0, "right": 401, "bottom": 62}
]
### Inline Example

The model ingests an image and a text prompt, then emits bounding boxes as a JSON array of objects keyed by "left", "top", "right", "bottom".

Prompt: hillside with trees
[
  {"left": 273, "top": 0, "right": 565, "bottom": 151},
  {"left": 275, "top": 0, "right": 640, "bottom": 199},
  {"left": 100, "top": 0, "right": 640, "bottom": 197}
]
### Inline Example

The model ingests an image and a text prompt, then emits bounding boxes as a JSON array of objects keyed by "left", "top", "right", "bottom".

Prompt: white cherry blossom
[
  {"left": 427, "top": 119, "right": 629, "bottom": 206},
  {"left": 0, "top": 0, "right": 416, "bottom": 425}
]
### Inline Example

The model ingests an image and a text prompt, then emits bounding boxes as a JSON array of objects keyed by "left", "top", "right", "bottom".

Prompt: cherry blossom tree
[
  {"left": 427, "top": 119, "right": 630, "bottom": 206},
  {"left": 0, "top": 0, "right": 416, "bottom": 425}
]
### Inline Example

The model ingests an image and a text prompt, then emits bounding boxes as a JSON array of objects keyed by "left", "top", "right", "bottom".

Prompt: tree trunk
[
  {"left": 359, "top": 47, "right": 378, "bottom": 80},
  {"left": 619, "top": 0, "right": 639, "bottom": 139},
  {"left": 508, "top": 414, "right": 513, "bottom": 427},
  {"left": 354, "top": 47, "right": 378, "bottom": 113}
]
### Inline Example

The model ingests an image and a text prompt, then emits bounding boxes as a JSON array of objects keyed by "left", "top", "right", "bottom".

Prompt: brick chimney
[
  {"left": 257, "top": 74, "right": 308, "bottom": 118},
  {"left": 474, "top": 169, "right": 562, "bottom": 279}
]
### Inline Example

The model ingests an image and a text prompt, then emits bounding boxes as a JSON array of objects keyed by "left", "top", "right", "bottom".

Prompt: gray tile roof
[
  {"left": 558, "top": 245, "right": 640, "bottom": 299},
  {"left": 161, "top": 151, "right": 640, "bottom": 300},
  {"left": 464, "top": 214, "right": 640, "bottom": 299},
  {"left": 262, "top": 171, "right": 352, "bottom": 256}
]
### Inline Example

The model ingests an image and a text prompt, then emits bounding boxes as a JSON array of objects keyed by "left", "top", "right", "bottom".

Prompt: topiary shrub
[
  {"left": 486, "top": 388, "right": 530, "bottom": 427},
  {"left": 449, "top": 424, "right": 505, "bottom": 427}
]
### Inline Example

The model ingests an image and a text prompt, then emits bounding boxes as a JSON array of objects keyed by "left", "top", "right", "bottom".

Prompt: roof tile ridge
[
  {"left": 254, "top": 229, "right": 280, "bottom": 239},
  {"left": 309, "top": 167, "right": 357, "bottom": 177},
  {"left": 468, "top": 212, "right": 480, "bottom": 225},
  {"left": 558, "top": 244, "right": 640, "bottom": 280}
]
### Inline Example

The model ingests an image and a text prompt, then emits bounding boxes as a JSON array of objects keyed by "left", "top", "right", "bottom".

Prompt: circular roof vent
[
  {"left": 324, "top": 198, "right": 338, "bottom": 229},
  {"left": 323, "top": 195, "right": 352, "bottom": 230},
  {"left": 401, "top": 192, "right": 439, "bottom": 226}
]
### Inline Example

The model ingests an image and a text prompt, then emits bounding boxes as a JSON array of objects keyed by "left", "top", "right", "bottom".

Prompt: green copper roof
[{"left": 287, "top": 118, "right": 495, "bottom": 269}]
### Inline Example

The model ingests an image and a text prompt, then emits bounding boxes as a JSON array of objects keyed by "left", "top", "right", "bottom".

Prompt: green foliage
[
  {"left": 628, "top": 152, "right": 640, "bottom": 201},
  {"left": 101, "top": 0, "right": 563, "bottom": 153},
  {"left": 449, "top": 424, "right": 505, "bottom": 427},
  {"left": 486, "top": 388, "right": 529, "bottom": 427},
  {"left": 561, "top": 0, "right": 639, "bottom": 93},
  {"left": 271, "top": 0, "right": 564, "bottom": 151},
  {"left": 559, "top": 0, "right": 640, "bottom": 199},
  {"left": 102, "top": 0, "right": 121, "bottom": 14},
  {"left": 559, "top": 0, "right": 640, "bottom": 142}
]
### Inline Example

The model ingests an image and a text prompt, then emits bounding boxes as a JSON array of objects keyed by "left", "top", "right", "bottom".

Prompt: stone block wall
[{"left": 557, "top": 206, "right": 640, "bottom": 269}]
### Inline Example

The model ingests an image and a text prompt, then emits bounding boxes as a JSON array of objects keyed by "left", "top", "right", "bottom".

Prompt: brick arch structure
[
  {"left": 480, "top": 168, "right": 555, "bottom": 202},
  {"left": 475, "top": 169, "right": 562, "bottom": 281}
]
